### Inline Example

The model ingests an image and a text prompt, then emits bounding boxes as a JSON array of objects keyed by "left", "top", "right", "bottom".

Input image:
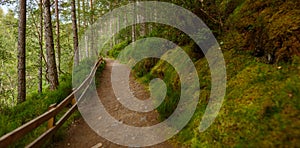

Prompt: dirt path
[{"left": 53, "top": 59, "right": 176, "bottom": 148}]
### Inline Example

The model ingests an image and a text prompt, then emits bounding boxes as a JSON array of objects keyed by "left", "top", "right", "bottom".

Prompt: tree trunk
[
  {"left": 90, "top": 0, "right": 94, "bottom": 24},
  {"left": 125, "top": 12, "right": 128, "bottom": 41},
  {"left": 83, "top": 0, "right": 87, "bottom": 28},
  {"left": 132, "top": 0, "right": 136, "bottom": 43},
  {"left": 55, "top": 0, "right": 62, "bottom": 74},
  {"left": 72, "top": 0, "right": 79, "bottom": 66},
  {"left": 82, "top": 0, "right": 89, "bottom": 57},
  {"left": 89, "top": 0, "right": 96, "bottom": 56},
  {"left": 38, "top": 0, "right": 43, "bottom": 94},
  {"left": 109, "top": 5, "right": 113, "bottom": 49},
  {"left": 137, "top": 0, "right": 146, "bottom": 37},
  {"left": 77, "top": 0, "right": 81, "bottom": 33},
  {"left": 17, "top": 0, "right": 26, "bottom": 104},
  {"left": 44, "top": 0, "right": 59, "bottom": 90}
]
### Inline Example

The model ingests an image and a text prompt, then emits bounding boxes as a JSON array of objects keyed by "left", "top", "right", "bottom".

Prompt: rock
[
  {"left": 91, "top": 143, "right": 103, "bottom": 148},
  {"left": 140, "top": 116, "right": 147, "bottom": 122}
]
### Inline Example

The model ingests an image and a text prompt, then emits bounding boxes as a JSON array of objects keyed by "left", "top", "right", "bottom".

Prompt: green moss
[
  {"left": 130, "top": 42, "right": 299, "bottom": 146},
  {"left": 180, "top": 50, "right": 299, "bottom": 147},
  {"left": 224, "top": 0, "right": 300, "bottom": 63}
]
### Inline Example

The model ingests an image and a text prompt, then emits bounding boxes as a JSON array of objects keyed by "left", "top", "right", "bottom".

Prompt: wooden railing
[{"left": 0, "top": 58, "right": 104, "bottom": 148}]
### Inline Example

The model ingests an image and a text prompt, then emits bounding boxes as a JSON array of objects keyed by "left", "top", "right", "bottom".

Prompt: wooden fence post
[
  {"left": 71, "top": 88, "right": 76, "bottom": 105},
  {"left": 71, "top": 97, "right": 76, "bottom": 105},
  {"left": 47, "top": 104, "right": 57, "bottom": 129},
  {"left": 47, "top": 103, "right": 57, "bottom": 144}
]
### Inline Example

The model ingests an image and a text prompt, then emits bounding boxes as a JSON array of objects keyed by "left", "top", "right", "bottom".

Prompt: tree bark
[
  {"left": 72, "top": 0, "right": 79, "bottom": 66},
  {"left": 44, "top": 0, "right": 59, "bottom": 90},
  {"left": 90, "top": 0, "right": 94, "bottom": 25},
  {"left": 38, "top": 0, "right": 43, "bottom": 94},
  {"left": 82, "top": 0, "right": 87, "bottom": 28},
  {"left": 109, "top": 3, "right": 114, "bottom": 49},
  {"left": 55, "top": 0, "right": 62, "bottom": 74},
  {"left": 132, "top": 0, "right": 136, "bottom": 43},
  {"left": 77, "top": 0, "right": 81, "bottom": 33},
  {"left": 89, "top": 0, "right": 96, "bottom": 56},
  {"left": 17, "top": 0, "right": 26, "bottom": 104}
]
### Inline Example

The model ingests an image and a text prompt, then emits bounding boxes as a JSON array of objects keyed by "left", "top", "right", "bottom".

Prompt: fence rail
[{"left": 0, "top": 58, "right": 104, "bottom": 148}]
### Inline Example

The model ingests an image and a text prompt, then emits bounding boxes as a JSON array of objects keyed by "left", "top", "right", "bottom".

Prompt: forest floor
[{"left": 52, "top": 59, "right": 175, "bottom": 148}]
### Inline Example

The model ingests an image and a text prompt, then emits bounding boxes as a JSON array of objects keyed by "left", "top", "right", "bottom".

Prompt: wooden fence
[{"left": 0, "top": 58, "right": 104, "bottom": 148}]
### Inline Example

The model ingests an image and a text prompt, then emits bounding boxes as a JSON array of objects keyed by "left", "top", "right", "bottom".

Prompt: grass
[
  {"left": 0, "top": 74, "right": 73, "bottom": 147},
  {"left": 0, "top": 61, "right": 106, "bottom": 147}
]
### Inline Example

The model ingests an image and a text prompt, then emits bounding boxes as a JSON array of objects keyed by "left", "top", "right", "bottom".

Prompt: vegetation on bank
[
  {"left": 0, "top": 74, "right": 72, "bottom": 147},
  {"left": 109, "top": 45, "right": 300, "bottom": 147},
  {"left": 0, "top": 59, "right": 105, "bottom": 147},
  {"left": 107, "top": 0, "right": 300, "bottom": 146},
  {"left": 173, "top": 49, "right": 299, "bottom": 147},
  {"left": 0, "top": 60, "right": 105, "bottom": 147}
]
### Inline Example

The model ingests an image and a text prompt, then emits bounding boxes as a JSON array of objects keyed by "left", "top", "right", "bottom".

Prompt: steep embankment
[
  {"left": 108, "top": 0, "right": 300, "bottom": 147},
  {"left": 152, "top": 49, "right": 300, "bottom": 147}
]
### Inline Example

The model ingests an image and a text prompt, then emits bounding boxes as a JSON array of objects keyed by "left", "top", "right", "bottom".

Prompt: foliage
[
  {"left": 0, "top": 4, "right": 75, "bottom": 106},
  {"left": 0, "top": 62, "right": 104, "bottom": 147},
  {"left": 0, "top": 74, "right": 72, "bottom": 147},
  {"left": 72, "top": 58, "right": 96, "bottom": 88},
  {"left": 0, "top": 9, "right": 18, "bottom": 106},
  {"left": 107, "top": 40, "right": 130, "bottom": 58}
]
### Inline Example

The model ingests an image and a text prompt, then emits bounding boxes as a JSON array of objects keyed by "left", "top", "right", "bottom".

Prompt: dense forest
[{"left": 0, "top": 0, "right": 299, "bottom": 147}]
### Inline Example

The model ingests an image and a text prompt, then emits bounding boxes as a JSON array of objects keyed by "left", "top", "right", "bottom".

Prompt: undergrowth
[
  {"left": 108, "top": 28, "right": 299, "bottom": 148},
  {"left": 0, "top": 74, "right": 73, "bottom": 147},
  {"left": 103, "top": 0, "right": 300, "bottom": 146},
  {"left": 51, "top": 60, "right": 106, "bottom": 147},
  {"left": 176, "top": 50, "right": 299, "bottom": 147},
  {"left": 130, "top": 47, "right": 300, "bottom": 147},
  {"left": 0, "top": 60, "right": 106, "bottom": 147}
]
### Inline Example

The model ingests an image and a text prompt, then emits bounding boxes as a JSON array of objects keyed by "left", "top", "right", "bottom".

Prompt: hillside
[{"left": 108, "top": 0, "right": 300, "bottom": 147}]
